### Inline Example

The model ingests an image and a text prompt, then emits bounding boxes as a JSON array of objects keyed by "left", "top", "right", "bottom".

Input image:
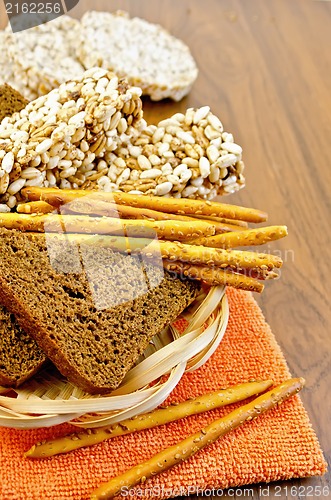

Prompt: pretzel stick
[
  {"left": 59, "top": 198, "right": 234, "bottom": 233},
  {"left": 163, "top": 261, "right": 265, "bottom": 292},
  {"left": 90, "top": 378, "right": 305, "bottom": 500},
  {"left": 192, "top": 214, "right": 248, "bottom": 228},
  {"left": 61, "top": 198, "right": 193, "bottom": 221},
  {"left": 156, "top": 240, "right": 282, "bottom": 271},
  {"left": 32, "top": 233, "right": 279, "bottom": 283},
  {"left": 32, "top": 233, "right": 131, "bottom": 253},
  {"left": 22, "top": 187, "right": 88, "bottom": 205},
  {"left": 188, "top": 226, "right": 288, "bottom": 249},
  {"left": 39, "top": 234, "right": 275, "bottom": 286},
  {"left": 20, "top": 189, "right": 247, "bottom": 229},
  {"left": 41, "top": 233, "right": 282, "bottom": 272},
  {"left": 236, "top": 268, "right": 279, "bottom": 281},
  {"left": 0, "top": 214, "right": 215, "bottom": 240},
  {"left": 17, "top": 201, "right": 56, "bottom": 214},
  {"left": 17, "top": 197, "right": 242, "bottom": 234},
  {"left": 21, "top": 187, "right": 268, "bottom": 223},
  {"left": 25, "top": 380, "right": 273, "bottom": 459}
]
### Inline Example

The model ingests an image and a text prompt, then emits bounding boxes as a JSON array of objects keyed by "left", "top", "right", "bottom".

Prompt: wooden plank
[{"left": 0, "top": 1, "right": 330, "bottom": 498}]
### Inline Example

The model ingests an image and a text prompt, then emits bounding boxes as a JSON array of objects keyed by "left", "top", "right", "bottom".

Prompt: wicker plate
[{"left": 0, "top": 286, "right": 228, "bottom": 429}]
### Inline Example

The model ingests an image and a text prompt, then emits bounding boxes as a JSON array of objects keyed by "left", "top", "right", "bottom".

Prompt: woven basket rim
[{"left": 0, "top": 286, "right": 229, "bottom": 429}]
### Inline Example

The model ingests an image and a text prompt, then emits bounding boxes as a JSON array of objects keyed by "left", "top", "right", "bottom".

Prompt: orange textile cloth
[{"left": 0, "top": 288, "right": 326, "bottom": 499}]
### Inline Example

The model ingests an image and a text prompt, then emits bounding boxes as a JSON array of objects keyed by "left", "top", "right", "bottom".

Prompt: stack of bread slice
[
  {"left": 0, "top": 83, "right": 199, "bottom": 393},
  {"left": 0, "top": 227, "right": 199, "bottom": 393}
]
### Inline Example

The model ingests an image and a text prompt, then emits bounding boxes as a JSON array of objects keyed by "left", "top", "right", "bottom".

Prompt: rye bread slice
[
  {"left": 0, "top": 84, "right": 29, "bottom": 123},
  {"left": 0, "top": 93, "right": 47, "bottom": 388},
  {"left": 0, "top": 304, "right": 47, "bottom": 387},
  {"left": 0, "top": 229, "right": 199, "bottom": 394}
]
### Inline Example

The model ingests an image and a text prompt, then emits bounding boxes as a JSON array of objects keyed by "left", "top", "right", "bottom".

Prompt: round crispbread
[
  {"left": 0, "top": 31, "right": 36, "bottom": 100},
  {"left": 4, "top": 16, "right": 85, "bottom": 99},
  {"left": 79, "top": 10, "right": 198, "bottom": 101}
]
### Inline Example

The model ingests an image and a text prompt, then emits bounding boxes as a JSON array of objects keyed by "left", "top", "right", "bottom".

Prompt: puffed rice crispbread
[
  {"left": 0, "top": 68, "right": 245, "bottom": 211},
  {"left": 1, "top": 10, "right": 198, "bottom": 102},
  {"left": 0, "top": 68, "right": 145, "bottom": 211},
  {"left": 77, "top": 10, "right": 198, "bottom": 102},
  {"left": 111, "top": 107, "right": 245, "bottom": 199},
  {"left": 3, "top": 16, "right": 85, "bottom": 100},
  {"left": 0, "top": 32, "right": 37, "bottom": 101}
]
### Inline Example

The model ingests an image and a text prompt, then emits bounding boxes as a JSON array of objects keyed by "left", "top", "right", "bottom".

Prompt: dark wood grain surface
[{"left": 1, "top": 0, "right": 330, "bottom": 498}]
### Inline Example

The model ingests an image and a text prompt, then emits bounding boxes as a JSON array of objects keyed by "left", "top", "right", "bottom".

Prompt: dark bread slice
[
  {"left": 0, "top": 304, "right": 47, "bottom": 387},
  {"left": 0, "top": 89, "right": 47, "bottom": 388},
  {"left": 0, "top": 83, "right": 29, "bottom": 122},
  {"left": 0, "top": 229, "right": 199, "bottom": 394}
]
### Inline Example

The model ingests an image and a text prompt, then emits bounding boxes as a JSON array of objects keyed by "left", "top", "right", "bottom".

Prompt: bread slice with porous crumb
[
  {"left": 0, "top": 228, "right": 199, "bottom": 394},
  {"left": 0, "top": 88, "right": 47, "bottom": 389},
  {"left": 0, "top": 83, "right": 29, "bottom": 122},
  {"left": 0, "top": 304, "right": 47, "bottom": 388}
]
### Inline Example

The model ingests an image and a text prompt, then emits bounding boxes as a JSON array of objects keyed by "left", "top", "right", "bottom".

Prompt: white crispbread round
[
  {"left": 79, "top": 10, "right": 199, "bottom": 101},
  {"left": 0, "top": 31, "right": 36, "bottom": 100},
  {"left": 4, "top": 16, "right": 85, "bottom": 99}
]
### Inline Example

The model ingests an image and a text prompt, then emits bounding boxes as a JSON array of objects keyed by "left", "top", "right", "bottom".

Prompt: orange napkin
[{"left": 0, "top": 288, "right": 326, "bottom": 499}]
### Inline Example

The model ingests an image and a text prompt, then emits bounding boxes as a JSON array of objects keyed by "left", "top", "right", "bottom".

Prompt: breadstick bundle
[{"left": 0, "top": 186, "right": 289, "bottom": 294}]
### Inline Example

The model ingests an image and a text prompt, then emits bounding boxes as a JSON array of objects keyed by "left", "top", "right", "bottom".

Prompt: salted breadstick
[
  {"left": 42, "top": 234, "right": 156, "bottom": 256},
  {"left": 42, "top": 233, "right": 282, "bottom": 272},
  {"left": 16, "top": 201, "right": 56, "bottom": 214},
  {"left": 236, "top": 268, "right": 279, "bottom": 281},
  {"left": 21, "top": 189, "right": 247, "bottom": 234},
  {"left": 90, "top": 378, "right": 305, "bottom": 500},
  {"left": 163, "top": 261, "right": 265, "bottom": 292},
  {"left": 20, "top": 187, "right": 246, "bottom": 229},
  {"left": 66, "top": 233, "right": 278, "bottom": 281},
  {"left": 0, "top": 214, "right": 215, "bottom": 241},
  {"left": 61, "top": 198, "right": 189, "bottom": 221},
  {"left": 21, "top": 187, "right": 268, "bottom": 223},
  {"left": 36, "top": 233, "right": 131, "bottom": 253},
  {"left": 157, "top": 240, "right": 282, "bottom": 271},
  {"left": 25, "top": 380, "right": 273, "bottom": 459},
  {"left": 192, "top": 214, "right": 248, "bottom": 228},
  {"left": 61, "top": 198, "right": 208, "bottom": 223},
  {"left": 38, "top": 234, "right": 275, "bottom": 286},
  {"left": 188, "top": 226, "right": 288, "bottom": 249},
  {"left": 62, "top": 199, "right": 239, "bottom": 234},
  {"left": 22, "top": 187, "right": 87, "bottom": 205},
  {"left": 61, "top": 199, "right": 120, "bottom": 218}
]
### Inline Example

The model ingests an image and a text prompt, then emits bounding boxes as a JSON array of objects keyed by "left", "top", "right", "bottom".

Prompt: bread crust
[
  {"left": 0, "top": 282, "right": 97, "bottom": 392},
  {"left": 0, "top": 304, "right": 47, "bottom": 388}
]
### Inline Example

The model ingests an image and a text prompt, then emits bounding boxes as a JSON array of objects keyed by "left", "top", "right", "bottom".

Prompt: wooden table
[{"left": 1, "top": 0, "right": 330, "bottom": 498}]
